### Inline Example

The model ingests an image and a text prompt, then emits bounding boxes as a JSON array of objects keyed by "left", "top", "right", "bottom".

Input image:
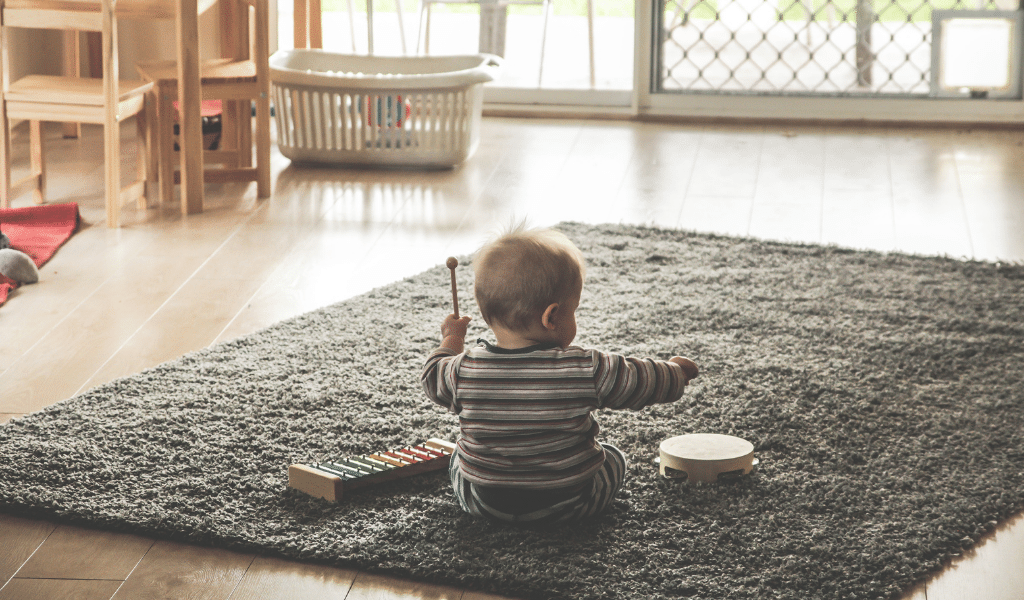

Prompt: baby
[{"left": 421, "top": 224, "right": 699, "bottom": 526}]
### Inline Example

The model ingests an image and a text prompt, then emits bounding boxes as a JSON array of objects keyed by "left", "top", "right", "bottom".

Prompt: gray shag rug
[{"left": 2, "top": 222, "right": 1023, "bottom": 600}]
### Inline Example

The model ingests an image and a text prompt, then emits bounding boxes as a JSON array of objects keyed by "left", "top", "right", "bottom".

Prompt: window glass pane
[{"left": 277, "top": 0, "right": 634, "bottom": 90}]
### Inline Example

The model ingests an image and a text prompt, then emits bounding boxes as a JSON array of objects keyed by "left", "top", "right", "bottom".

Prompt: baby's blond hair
[{"left": 473, "top": 223, "right": 585, "bottom": 332}]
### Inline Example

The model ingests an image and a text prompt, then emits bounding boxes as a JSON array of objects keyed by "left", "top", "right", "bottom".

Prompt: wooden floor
[{"left": 1, "top": 116, "right": 1023, "bottom": 599}]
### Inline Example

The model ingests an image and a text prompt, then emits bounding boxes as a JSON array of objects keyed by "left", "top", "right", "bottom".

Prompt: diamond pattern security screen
[{"left": 657, "top": 0, "right": 1018, "bottom": 95}]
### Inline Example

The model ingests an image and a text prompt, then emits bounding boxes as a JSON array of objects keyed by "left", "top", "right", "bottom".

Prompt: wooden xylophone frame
[{"left": 288, "top": 438, "right": 457, "bottom": 502}]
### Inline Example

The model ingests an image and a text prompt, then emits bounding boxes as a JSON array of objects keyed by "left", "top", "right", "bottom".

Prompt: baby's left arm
[
  {"left": 670, "top": 356, "right": 699, "bottom": 381},
  {"left": 594, "top": 351, "right": 696, "bottom": 410}
]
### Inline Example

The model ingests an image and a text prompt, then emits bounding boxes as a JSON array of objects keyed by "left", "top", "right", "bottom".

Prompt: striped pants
[{"left": 449, "top": 443, "right": 628, "bottom": 526}]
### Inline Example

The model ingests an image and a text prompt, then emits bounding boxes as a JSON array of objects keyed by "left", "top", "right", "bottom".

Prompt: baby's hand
[
  {"left": 441, "top": 314, "right": 472, "bottom": 341},
  {"left": 670, "top": 356, "right": 699, "bottom": 382}
]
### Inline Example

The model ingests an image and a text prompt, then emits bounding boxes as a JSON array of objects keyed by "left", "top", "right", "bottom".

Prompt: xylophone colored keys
[{"left": 288, "top": 438, "right": 457, "bottom": 502}]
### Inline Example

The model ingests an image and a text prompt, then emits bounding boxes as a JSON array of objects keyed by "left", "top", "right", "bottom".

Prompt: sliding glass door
[
  {"left": 272, "top": 0, "right": 1024, "bottom": 120},
  {"left": 642, "top": 0, "right": 1024, "bottom": 121}
]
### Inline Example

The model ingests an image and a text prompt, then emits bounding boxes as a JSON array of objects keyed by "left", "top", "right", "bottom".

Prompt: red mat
[{"left": 0, "top": 203, "right": 80, "bottom": 307}]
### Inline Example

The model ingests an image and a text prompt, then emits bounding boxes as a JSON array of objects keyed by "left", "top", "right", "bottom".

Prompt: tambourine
[{"left": 656, "top": 433, "right": 759, "bottom": 482}]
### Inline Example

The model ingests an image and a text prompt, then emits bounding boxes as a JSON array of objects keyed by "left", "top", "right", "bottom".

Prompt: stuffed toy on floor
[{"left": 0, "top": 232, "right": 38, "bottom": 284}]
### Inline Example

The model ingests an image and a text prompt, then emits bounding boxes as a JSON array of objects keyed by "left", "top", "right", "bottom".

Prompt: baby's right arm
[
  {"left": 439, "top": 313, "right": 472, "bottom": 354},
  {"left": 421, "top": 313, "right": 471, "bottom": 413}
]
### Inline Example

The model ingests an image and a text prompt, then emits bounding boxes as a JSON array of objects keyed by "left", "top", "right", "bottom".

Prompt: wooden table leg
[{"left": 176, "top": 0, "right": 204, "bottom": 215}]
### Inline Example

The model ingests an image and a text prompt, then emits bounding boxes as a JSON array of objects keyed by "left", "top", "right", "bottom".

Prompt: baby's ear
[{"left": 540, "top": 303, "right": 560, "bottom": 330}]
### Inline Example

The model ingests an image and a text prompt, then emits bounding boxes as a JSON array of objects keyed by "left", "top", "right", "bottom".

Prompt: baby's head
[{"left": 474, "top": 224, "right": 585, "bottom": 342}]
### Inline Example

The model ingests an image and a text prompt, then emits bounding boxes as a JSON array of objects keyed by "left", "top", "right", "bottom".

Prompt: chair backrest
[
  {"left": 220, "top": 0, "right": 269, "bottom": 64},
  {"left": 99, "top": 0, "right": 119, "bottom": 121},
  {"left": 1, "top": 0, "right": 120, "bottom": 103},
  {"left": 250, "top": 0, "right": 270, "bottom": 96},
  {"left": 231, "top": 0, "right": 269, "bottom": 97}
]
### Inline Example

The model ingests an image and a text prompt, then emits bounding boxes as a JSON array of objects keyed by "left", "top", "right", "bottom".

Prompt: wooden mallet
[{"left": 446, "top": 257, "right": 459, "bottom": 318}]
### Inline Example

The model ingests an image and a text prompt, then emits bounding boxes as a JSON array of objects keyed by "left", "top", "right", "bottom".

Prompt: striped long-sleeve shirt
[{"left": 421, "top": 339, "right": 689, "bottom": 489}]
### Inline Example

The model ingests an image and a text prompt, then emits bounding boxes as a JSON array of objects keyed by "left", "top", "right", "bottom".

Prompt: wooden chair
[
  {"left": 0, "top": 0, "right": 154, "bottom": 227},
  {"left": 136, "top": 0, "right": 271, "bottom": 209}
]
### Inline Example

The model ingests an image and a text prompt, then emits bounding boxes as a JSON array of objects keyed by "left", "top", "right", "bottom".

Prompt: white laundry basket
[{"left": 269, "top": 50, "right": 500, "bottom": 168}]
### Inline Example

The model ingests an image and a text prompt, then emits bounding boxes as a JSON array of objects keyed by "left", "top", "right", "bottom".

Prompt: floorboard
[
  {"left": 14, "top": 525, "right": 152, "bottom": 580},
  {"left": 0, "top": 578, "right": 123, "bottom": 600},
  {"left": 110, "top": 540, "right": 255, "bottom": 600},
  {"left": 0, "top": 515, "right": 55, "bottom": 585},
  {"left": 226, "top": 555, "right": 358, "bottom": 600}
]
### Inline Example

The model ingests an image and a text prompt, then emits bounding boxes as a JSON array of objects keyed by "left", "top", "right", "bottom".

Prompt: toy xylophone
[{"left": 288, "top": 438, "right": 457, "bottom": 502}]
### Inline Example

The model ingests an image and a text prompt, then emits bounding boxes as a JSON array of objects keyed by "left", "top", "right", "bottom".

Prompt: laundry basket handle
[{"left": 482, "top": 54, "right": 503, "bottom": 69}]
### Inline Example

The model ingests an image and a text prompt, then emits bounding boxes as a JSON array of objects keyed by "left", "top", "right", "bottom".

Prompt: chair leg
[
  {"left": 144, "top": 92, "right": 159, "bottom": 190},
  {"left": 222, "top": 100, "right": 239, "bottom": 167},
  {"left": 239, "top": 101, "right": 253, "bottom": 169},
  {"left": 29, "top": 120, "right": 45, "bottom": 204},
  {"left": 104, "top": 116, "right": 121, "bottom": 228},
  {"left": 157, "top": 83, "right": 175, "bottom": 207},
  {"left": 0, "top": 106, "right": 11, "bottom": 209},
  {"left": 135, "top": 112, "right": 148, "bottom": 210},
  {"left": 255, "top": 96, "right": 271, "bottom": 198}
]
